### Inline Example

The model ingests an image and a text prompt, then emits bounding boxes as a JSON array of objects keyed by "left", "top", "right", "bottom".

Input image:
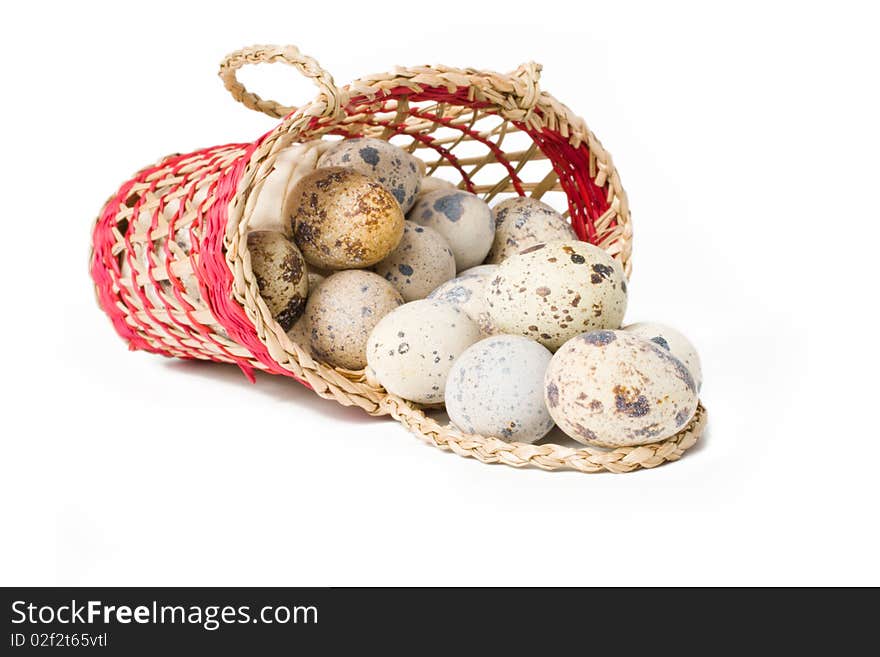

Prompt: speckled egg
[
  {"left": 307, "top": 271, "right": 326, "bottom": 292},
  {"left": 373, "top": 222, "right": 456, "bottom": 301},
  {"left": 458, "top": 264, "right": 499, "bottom": 278},
  {"left": 305, "top": 270, "right": 403, "bottom": 370},
  {"left": 288, "top": 167, "right": 404, "bottom": 270},
  {"left": 446, "top": 335, "right": 555, "bottom": 444},
  {"left": 427, "top": 267, "right": 499, "bottom": 336},
  {"left": 286, "top": 313, "right": 312, "bottom": 351},
  {"left": 246, "top": 230, "right": 309, "bottom": 332},
  {"left": 624, "top": 322, "right": 703, "bottom": 391},
  {"left": 318, "top": 138, "right": 422, "bottom": 212},
  {"left": 544, "top": 330, "right": 698, "bottom": 447},
  {"left": 486, "top": 196, "right": 577, "bottom": 264},
  {"left": 366, "top": 300, "right": 481, "bottom": 403},
  {"left": 486, "top": 240, "right": 628, "bottom": 350},
  {"left": 415, "top": 175, "right": 456, "bottom": 202},
  {"left": 409, "top": 190, "right": 494, "bottom": 271}
]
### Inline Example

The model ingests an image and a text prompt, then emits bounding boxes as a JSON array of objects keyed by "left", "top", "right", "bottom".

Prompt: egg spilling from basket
[
  {"left": 90, "top": 45, "right": 706, "bottom": 473},
  {"left": 185, "top": 136, "right": 706, "bottom": 447}
]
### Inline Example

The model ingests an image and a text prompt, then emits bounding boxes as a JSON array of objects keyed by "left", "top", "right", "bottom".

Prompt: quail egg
[
  {"left": 486, "top": 240, "right": 628, "bottom": 350},
  {"left": 624, "top": 322, "right": 702, "bottom": 391},
  {"left": 427, "top": 267, "right": 499, "bottom": 336},
  {"left": 246, "top": 230, "right": 309, "bottom": 332},
  {"left": 318, "top": 137, "right": 422, "bottom": 212},
  {"left": 544, "top": 330, "right": 698, "bottom": 447},
  {"left": 409, "top": 190, "right": 494, "bottom": 271},
  {"left": 415, "top": 175, "right": 456, "bottom": 202},
  {"left": 373, "top": 221, "right": 456, "bottom": 301},
  {"left": 486, "top": 196, "right": 577, "bottom": 263},
  {"left": 366, "top": 300, "right": 481, "bottom": 403},
  {"left": 305, "top": 270, "right": 404, "bottom": 370},
  {"left": 288, "top": 167, "right": 404, "bottom": 270},
  {"left": 446, "top": 335, "right": 555, "bottom": 443}
]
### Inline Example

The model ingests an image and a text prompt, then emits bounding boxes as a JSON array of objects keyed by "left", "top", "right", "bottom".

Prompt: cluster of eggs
[{"left": 245, "top": 137, "right": 702, "bottom": 449}]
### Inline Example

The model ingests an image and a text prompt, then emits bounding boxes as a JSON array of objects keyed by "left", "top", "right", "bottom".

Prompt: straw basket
[{"left": 90, "top": 44, "right": 705, "bottom": 474}]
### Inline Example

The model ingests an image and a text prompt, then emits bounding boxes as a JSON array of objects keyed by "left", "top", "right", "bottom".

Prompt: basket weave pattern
[{"left": 90, "top": 45, "right": 705, "bottom": 473}]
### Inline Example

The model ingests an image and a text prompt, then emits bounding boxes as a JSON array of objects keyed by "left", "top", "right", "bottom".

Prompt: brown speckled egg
[
  {"left": 373, "top": 222, "right": 456, "bottom": 302},
  {"left": 486, "top": 197, "right": 577, "bottom": 264},
  {"left": 544, "top": 330, "right": 698, "bottom": 447},
  {"left": 486, "top": 240, "right": 628, "bottom": 351},
  {"left": 247, "top": 230, "right": 310, "bottom": 332},
  {"left": 305, "top": 270, "right": 403, "bottom": 370},
  {"left": 409, "top": 190, "right": 494, "bottom": 271},
  {"left": 288, "top": 167, "right": 404, "bottom": 270},
  {"left": 427, "top": 267, "right": 499, "bottom": 336},
  {"left": 623, "top": 322, "right": 703, "bottom": 391},
  {"left": 366, "top": 300, "right": 481, "bottom": 403},
  {"left": 318, "top": 138, "right": 422, "bottom": 212}
]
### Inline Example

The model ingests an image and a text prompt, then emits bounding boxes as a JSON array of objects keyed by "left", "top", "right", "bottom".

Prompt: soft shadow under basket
[{"left": 90, "top": 44, "right": 706, "bottom": 473}]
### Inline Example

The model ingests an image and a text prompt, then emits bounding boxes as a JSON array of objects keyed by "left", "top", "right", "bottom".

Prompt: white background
[{"left": 1, "top": 1, "right": 877, "bottom": 586}]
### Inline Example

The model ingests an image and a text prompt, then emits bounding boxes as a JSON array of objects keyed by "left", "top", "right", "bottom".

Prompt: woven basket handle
[{"left": 219, "top": 44, "right": 345, "bottom": 119}]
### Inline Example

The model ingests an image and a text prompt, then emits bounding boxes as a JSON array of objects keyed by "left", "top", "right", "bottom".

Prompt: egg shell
[
  {"left": 458, "top": 264, "right": 499, "bottom": 278},
  {"left": 427, "top": 269, "right": 499, "bottom": 337},
  {"left": 318, "top": 138, "right": 422, "bottom": 212},
  {"left": 366, "top": 300, "right": 481, "bottom": 403},
  {"left": 286, "top": 313, "right": 312, "bottom": 352},
  {"left": 544, "top": 330, "right": 698, "bottom": 447},
  {"left": 446, "top": 335, "right": 555, "bottom": 444},
  {"left": 305, "top": 270, "right": 403, "bottom": 370},
  {"left": 415, "top": 175, "right": 456, "bottom": 202},
  {"left": 624, "top": 322, "right": 703, "bottom": 391},
  {"left": 288, "top": 167, "right": 404, "bottom": 270},
  {"left": 486, "top": 240, "right": 628, "bottom": 350},
  {"left": 373, "top": 221, "right": 456, "bottom": 301},
  {"left": 307, "top": 271, "right": 326, "bottom": 292},
  {"left": 247, "top": 230, "right": 309, "bottom": 332},
  {"left": 409, "top": 190, "right": 494, "bottom": 271},
  {"left": 486, "top": 196, "right": 577, "bottom": 264}
]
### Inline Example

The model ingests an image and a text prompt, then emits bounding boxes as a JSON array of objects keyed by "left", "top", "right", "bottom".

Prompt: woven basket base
[{"left": 379, "top": 396, "right": 706, "bottom": 474}]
